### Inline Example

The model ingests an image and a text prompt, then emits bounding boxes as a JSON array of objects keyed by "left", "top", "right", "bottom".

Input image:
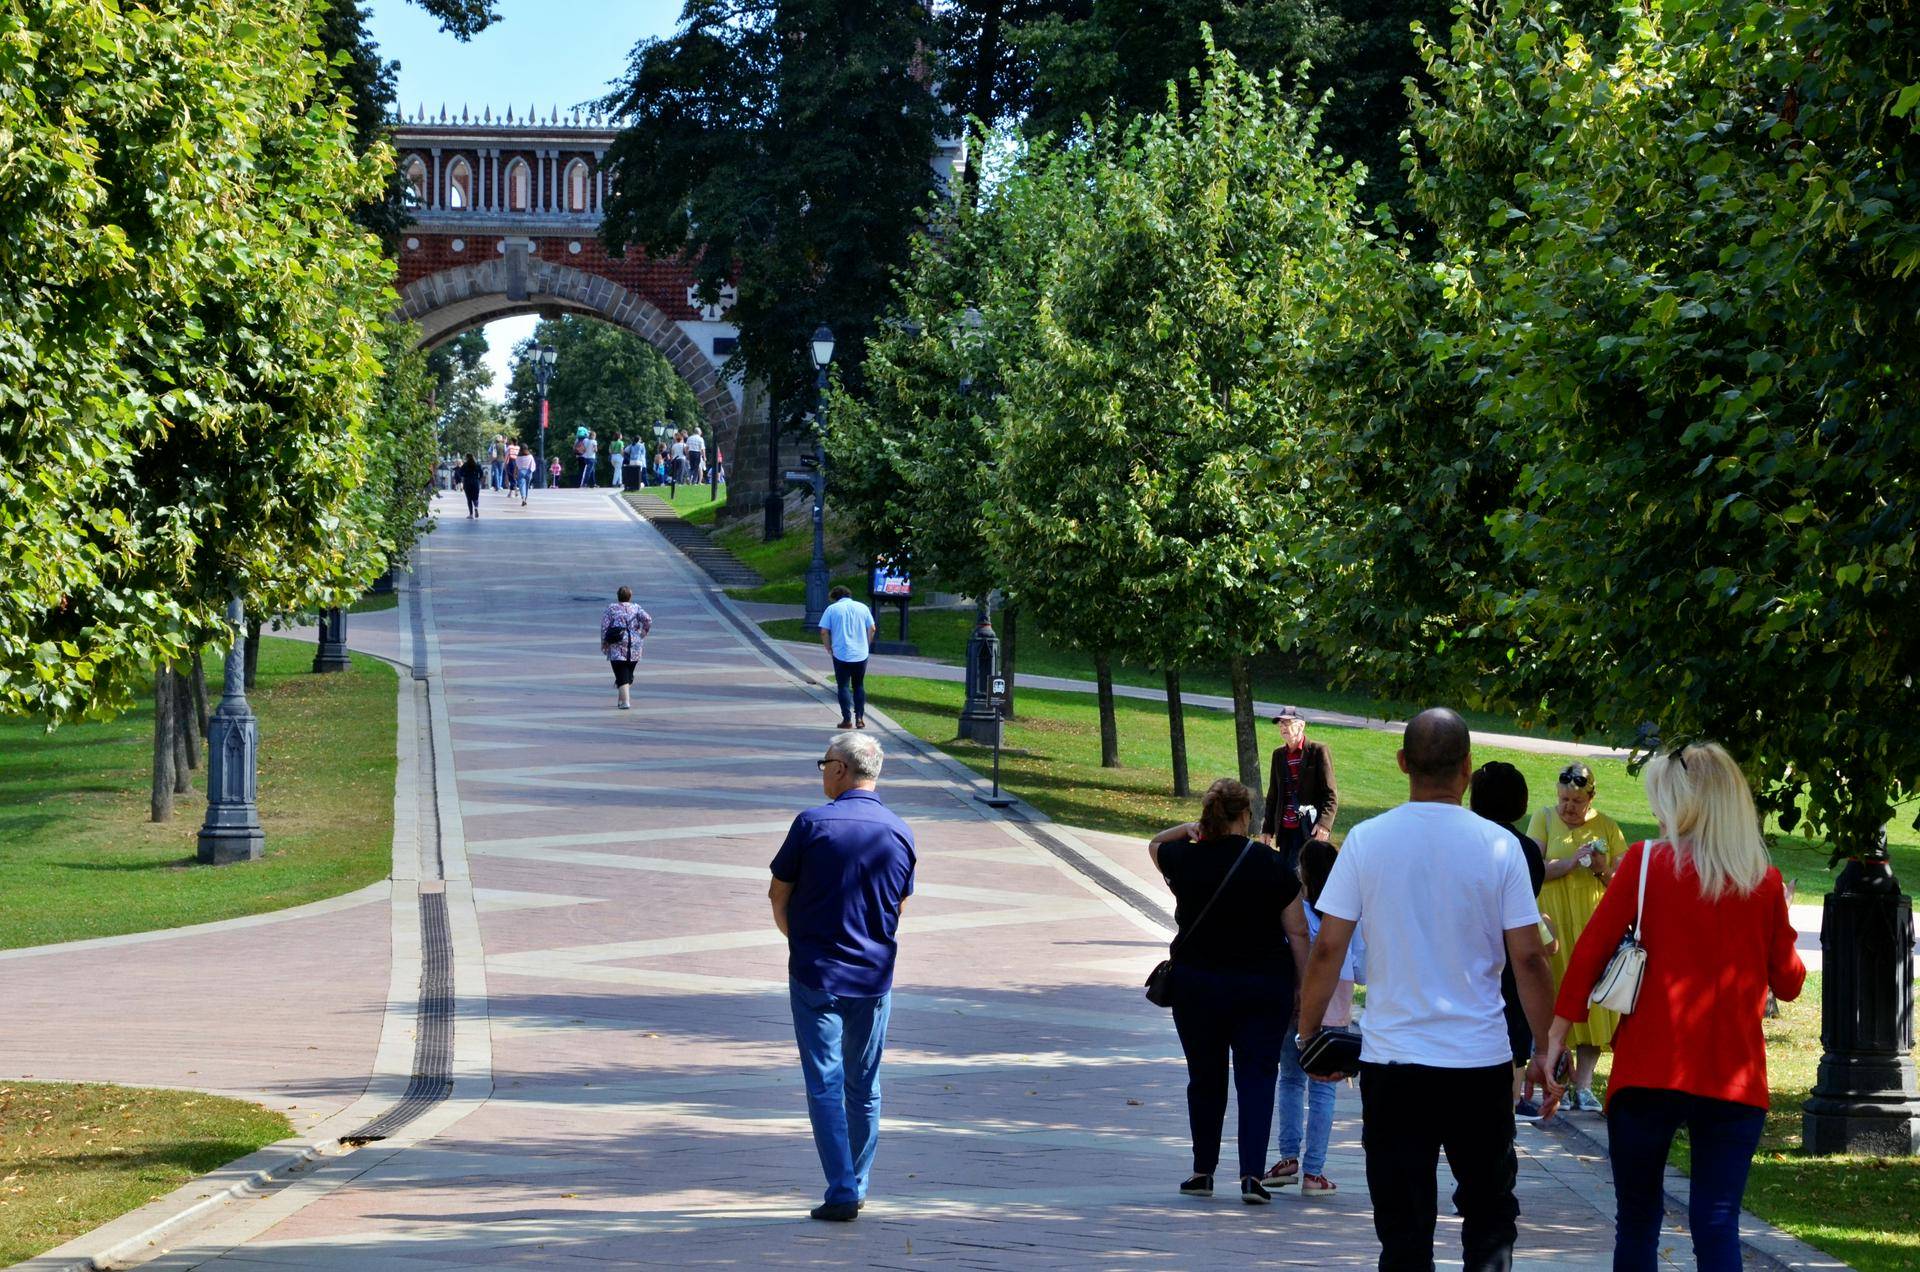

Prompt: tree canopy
[
  {"left": 597, "top": 0, "right": 945, "bottom": 428},
  {"left": 0, "top": 0, "right": 397, "bottom": 721}
]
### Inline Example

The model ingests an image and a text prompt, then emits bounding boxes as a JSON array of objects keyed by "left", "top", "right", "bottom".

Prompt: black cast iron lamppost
[
  {"left": 952, "top": 308, "right": 1005, "bottom": 743},
  {"left": 798, "top": 324, "right": 835, "bottom": 632},
  {"left": 533, "top": 343, "right": 557, "bottom": 487},
  {"left": 312, "top": 605, "right": 350, "bottom": 673},
  {"left": 1804, "top": 830, "right": 1920, "bottom": 1154},
  {"left": 198, "top": 594, "right": 265, "bottom": 864}
]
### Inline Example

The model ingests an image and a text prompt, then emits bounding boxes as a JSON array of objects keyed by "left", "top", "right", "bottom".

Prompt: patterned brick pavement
[{"left": 23, "top": 487, "right": 1719, "bottom": 1269}]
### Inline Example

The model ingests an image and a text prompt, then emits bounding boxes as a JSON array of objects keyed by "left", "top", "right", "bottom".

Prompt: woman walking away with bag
[
  {"left": 599, "top": 586, "right": 653, "bottom": 710},
  {"left": 1528, "top": 762, "right": 1628, "bottom": 1111},
  {"left": 1148, "top": 779, "right": 1312, "bottom": 1205},
  {"left": 1542, "top": 742, "right": 1804, "bottom": 1272}
]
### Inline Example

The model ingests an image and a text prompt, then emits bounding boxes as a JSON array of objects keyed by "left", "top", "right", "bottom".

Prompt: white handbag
[{"left": 1588, "top": 843, "right": 1653, "bottom": 1015}]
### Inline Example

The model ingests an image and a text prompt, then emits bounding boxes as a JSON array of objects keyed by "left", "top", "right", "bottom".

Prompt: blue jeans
[
  {"left": 1276, "top": 1027, "right": 1335, "bottom": 1176},
  {"left": 790, "top": 979, "right": 892, "bottom": 1206},
  {"left": 1607, "top": 1087, "right": 1765, "bottom": 1272},
  {"left": 514, "top": 471, "right": 529, "bottom": 498},
  {"left": 831, "top": 656, "right": 867, "bottom": 723}
]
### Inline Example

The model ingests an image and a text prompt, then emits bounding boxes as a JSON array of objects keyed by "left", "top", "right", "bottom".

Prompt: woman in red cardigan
[{"left": 1543, "top": 741, "right": 1805, "bottom": 1272}]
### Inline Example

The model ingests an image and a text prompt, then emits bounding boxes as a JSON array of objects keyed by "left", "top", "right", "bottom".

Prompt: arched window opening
[
  {"left": 566, "top": 159, "right": 590, "bottom": 213},
  {"left": 446, "top": 157, "right": 473, "bottom": 210},
  {"left": 506, "top": 158, "right": 531, "bottom": 212},
  {"left": 403, "top": 157, "right": 427, "bottom": 208}
]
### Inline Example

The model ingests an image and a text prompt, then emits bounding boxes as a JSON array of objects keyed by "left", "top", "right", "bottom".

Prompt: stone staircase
[{"left": 624, "top": 492, "right": 765, "bottom": 589}]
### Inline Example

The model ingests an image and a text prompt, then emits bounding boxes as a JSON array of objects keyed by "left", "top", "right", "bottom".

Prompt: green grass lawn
[
  {"left": 347, "top": 590, "right": 398, "bottom": 615},
  {"left": 869, "top": 674, "right": 1920, "bottom": 1266},
  {"left": 763, "top": 607, "right": 1594, "bottom": 745},
  {"left": 863, "top": 676, "right": 1915, "bottom": 902},
  {"left": 0, "top": 637, "right": 397, "bottom": 949},
  {"left": 0, "top": 1081, "right": 290, "bottom": 1265},
  {"left": 712, "top": 517, "right": 875, "bottom": 605}
]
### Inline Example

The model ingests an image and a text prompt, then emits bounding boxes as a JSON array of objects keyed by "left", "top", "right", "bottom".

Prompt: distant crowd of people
[{"left": 458, "top": 429, "right": 721, "bottom": 506}]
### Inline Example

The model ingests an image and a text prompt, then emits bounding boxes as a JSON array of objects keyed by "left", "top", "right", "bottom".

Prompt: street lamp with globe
[
  {"left": 799, "top": 325, "right": 835, "bottom": 631},
  {"left": 533, "top": 344, "right": 557, "bottom": 487}
]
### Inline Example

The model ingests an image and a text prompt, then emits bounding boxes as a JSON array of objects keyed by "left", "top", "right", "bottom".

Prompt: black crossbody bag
[{"left": 1144, "top": 839, "right": 1256, "bottom": 1008}]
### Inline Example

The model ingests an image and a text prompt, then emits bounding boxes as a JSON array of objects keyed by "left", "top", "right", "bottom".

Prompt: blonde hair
[{"left": 1641, "top": 742, "right": 1768, "bottom": 900}]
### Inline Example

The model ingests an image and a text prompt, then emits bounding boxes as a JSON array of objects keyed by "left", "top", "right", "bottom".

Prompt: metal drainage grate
[{"left": 340, "top": 890, "right": 454, "bottom": 1145}]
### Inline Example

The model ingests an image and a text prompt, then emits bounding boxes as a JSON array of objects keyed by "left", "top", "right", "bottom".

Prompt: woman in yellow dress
[{"left": 1527, "top": 762, "right": 1628, "bottom": 1112}]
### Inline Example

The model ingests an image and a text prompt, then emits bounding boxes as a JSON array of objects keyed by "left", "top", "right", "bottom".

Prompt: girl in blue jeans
[{"left": 1266, "top": 838, "right": 1360, "bottom": 1195}]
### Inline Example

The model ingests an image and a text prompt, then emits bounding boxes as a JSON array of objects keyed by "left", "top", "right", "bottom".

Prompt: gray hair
[{"left": 829, "top": 731, "right": 884, "bottom": 781}]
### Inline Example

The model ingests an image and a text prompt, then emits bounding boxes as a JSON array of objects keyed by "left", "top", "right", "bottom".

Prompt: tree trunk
[
  {"left": 1165, "top": 669, "right": 1190, "bottom": 798},
  {"left": 173, "top": 664, "right": 196, "bottom": 786},
  {"left": 151, "top": 664, "right": 177, "bottom": 823},
  {"left": 1094, "top": 649, "right": 1120, "bottom": 769},
  {"left": 243, "top": 619, "right": 261, "bottom": 690},
  {"left": 1228, "top": 653, "right": 1264, "bottom": 828},
  {"left": 189, "top": 648, "right": 209, "bottom": 738},
  {"left": 1002, "top": 603, "right": 1017, "bottom": 721}
]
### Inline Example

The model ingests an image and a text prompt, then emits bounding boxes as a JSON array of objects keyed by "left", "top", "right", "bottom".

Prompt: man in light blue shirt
[{"left": 818, "top": 586, "right": 877, "bottom": 729}]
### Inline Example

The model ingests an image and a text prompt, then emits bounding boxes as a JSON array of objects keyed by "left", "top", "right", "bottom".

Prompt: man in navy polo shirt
[{"left": 769, "top": 731, "right": 916, "bottom": 1221}]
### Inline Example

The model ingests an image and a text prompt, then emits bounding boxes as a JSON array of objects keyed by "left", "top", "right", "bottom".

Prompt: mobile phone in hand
[{"left": 1552, "top": 1050, "right": 1574, "bottom": 1085}]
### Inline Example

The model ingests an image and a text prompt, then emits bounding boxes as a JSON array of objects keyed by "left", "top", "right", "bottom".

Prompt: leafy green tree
[
  {"left": 985, "top": 48, "right": 1365, "bottom": 793},
  {"left": 357, "top": 322, "right": 442, "bottom": 565},
  {"left": 502, "top": 317, "right": 702, "bottom": 452},
  {"left": 597, "top": 0, "right": 945, "bottom": 434},
  {"left": 437, "top": 359, "right": 501, "bottom": 462},
  {"left": 825, "top": 200, "right": 1004, "bottom": 605},
  {"left": 1424, "top": 0, "right": 1920, "bottom": 854},
  {"left": 1014, "top": 1, "right": 1472, "bottom": 218},
  {"left": 0, "top": 0, "right": 393, "bottom": 723}
]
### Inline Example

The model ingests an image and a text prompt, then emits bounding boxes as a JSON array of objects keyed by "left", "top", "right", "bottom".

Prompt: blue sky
[{"left": 368, "top": 0, "right": 685, "bottom": 394}]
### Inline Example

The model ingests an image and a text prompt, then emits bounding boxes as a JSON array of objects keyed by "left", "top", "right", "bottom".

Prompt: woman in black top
[
  {"left": 1149, "top": 778, "right": 1312, "bottom": 1205},
  {"left": 458, "top": 453, "right": 482, "bottom": 518}
]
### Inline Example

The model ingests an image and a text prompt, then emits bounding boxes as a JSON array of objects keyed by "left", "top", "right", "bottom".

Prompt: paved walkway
[{"left": 14, "top": 488, "right": 1832, "bottom": 1270}]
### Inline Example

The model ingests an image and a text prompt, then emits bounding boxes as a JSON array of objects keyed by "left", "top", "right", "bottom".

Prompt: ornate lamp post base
[
  {"left": 312, "top": 607, "right": 351, "bottom": 673},
  {"left": 199, "top": 595, "right": 266, "bottom": 865},
  {"left": 1804, "top": 845, "right": 1920, "bottom": 1155},
  {"left": 958, "top": 599, "right": 1003, "bottom": 744}
]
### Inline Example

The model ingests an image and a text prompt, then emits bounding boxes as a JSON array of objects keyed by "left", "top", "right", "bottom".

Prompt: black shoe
[
  {"left": 1241, "top": 1176, "right": 1273, "bottom": 1205},
  {"left": 1179, "top": 1173, "right": 1213, "bottom": 1197},
  {"left": 809, "top": 1201, "right": 859, "bottom": 1222}
]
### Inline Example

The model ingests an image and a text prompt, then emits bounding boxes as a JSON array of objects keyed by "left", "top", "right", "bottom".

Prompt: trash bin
[{"left": 623, "top": 466, "right": 642, "bottom": 492}]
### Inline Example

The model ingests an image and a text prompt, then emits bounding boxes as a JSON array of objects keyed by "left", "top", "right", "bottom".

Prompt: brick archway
[{"left": 398, "top": 255, "right": 742, "bottom": 456}]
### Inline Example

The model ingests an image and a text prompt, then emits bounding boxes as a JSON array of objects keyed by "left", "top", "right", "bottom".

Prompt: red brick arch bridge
[{"left": 391, "top": 107, "right": 766, "bottom": 507}]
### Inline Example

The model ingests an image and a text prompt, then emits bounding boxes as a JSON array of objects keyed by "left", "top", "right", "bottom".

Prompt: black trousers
[
  {"left": 1361, "top": 1062, "right": 1518, "bottom": 1272},
  {"left": 1169, "top": 966, "right": 1288, "bottom": 1180}
]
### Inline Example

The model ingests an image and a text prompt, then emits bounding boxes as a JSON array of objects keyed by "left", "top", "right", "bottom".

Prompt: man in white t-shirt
[
  {"left": 686, "top": 429, "right": 706, "bottom": 481},
  {"left": 817, "top": 586, "right": 877, "bottom": 729},
  {"left": 1299, "top": 707, "right": 1559, "bottom": 1272}
]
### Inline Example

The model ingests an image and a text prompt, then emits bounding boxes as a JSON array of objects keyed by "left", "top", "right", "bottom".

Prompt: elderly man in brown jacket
[{"left": 1260, "top": 705, "right": 1338, "bottom": 873}]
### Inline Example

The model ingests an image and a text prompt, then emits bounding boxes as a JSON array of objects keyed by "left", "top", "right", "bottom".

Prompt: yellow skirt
[{"left": 1540, "top": 872, "right": 1619, "bottom": 1049}]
